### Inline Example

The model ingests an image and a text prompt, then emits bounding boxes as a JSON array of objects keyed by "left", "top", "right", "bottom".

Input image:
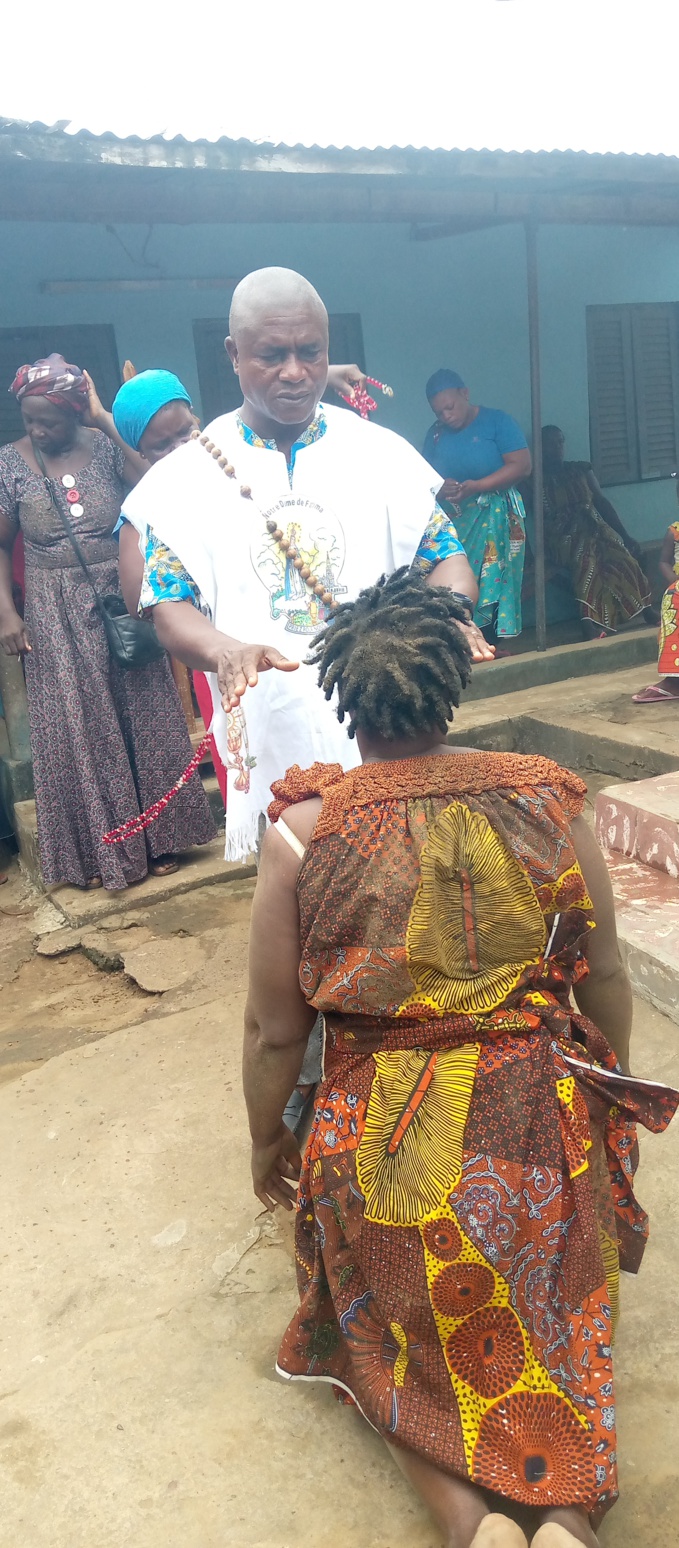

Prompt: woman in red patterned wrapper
[
  {"left": 242, "top": 569, "right": 677, "bottom": 1548},
  {"left": 632, "top": 499, "right": 679, "bottom": 702}
]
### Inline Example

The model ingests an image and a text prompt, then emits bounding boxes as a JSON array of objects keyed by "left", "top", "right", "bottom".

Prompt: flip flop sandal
[
  {"left": 632, "top": 683, "right": 679, "bottom": 703},
  {"left": 149, "top": 856, "right": 180, "bottom": 877}
]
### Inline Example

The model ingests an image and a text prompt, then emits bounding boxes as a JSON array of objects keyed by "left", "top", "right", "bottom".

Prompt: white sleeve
[{"left": 382, "top": 430, "right": 445, "bottom": 571}]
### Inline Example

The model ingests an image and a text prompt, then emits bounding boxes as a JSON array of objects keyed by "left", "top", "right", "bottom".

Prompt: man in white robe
[{"left": 122, "top": 267, "right": 490, "bottom": 863}]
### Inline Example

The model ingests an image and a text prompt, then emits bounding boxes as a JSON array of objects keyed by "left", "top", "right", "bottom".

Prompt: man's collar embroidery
[{"left": 236, "top": 404, "right": 327, "bottom": 454}]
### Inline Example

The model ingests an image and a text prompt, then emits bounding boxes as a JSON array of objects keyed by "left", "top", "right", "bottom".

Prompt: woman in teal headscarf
[{"left": 423, "top": 369, "right": 531, "bottom": 642}]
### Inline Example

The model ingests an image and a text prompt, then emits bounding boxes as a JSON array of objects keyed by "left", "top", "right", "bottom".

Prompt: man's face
[
  {"left": 225, "top": 305, "right": 329, "bottom": 427},
  {"left": 430, "top": 387, "right": 470, "bottom": 430}
]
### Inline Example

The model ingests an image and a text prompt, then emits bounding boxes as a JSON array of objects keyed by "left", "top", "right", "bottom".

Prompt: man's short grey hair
[{"left": 229, "top": 267, "right": 328, "bottom": 340}]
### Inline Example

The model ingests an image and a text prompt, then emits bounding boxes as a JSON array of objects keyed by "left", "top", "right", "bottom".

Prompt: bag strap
[{"left": 32, "top": 443, "right": 109, "bottom": 616}]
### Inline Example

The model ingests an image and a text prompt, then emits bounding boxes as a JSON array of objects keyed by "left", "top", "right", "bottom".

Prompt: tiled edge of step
[
  {"left": 617, "top": 937, "right": 679, "bottom": 1027},
  {"left": 602, "top": 853, "right": 679, "bottom": 1026},
  {"left": 595, "top": 773, "right": 679, "bottom": 879}
]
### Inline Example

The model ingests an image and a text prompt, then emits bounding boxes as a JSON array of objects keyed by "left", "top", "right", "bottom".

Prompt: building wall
[{"left": 2, "top": 214, "right": 679, "bottom": 539}]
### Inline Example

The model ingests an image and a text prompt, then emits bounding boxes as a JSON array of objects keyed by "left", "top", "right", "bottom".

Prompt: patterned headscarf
[{"left": 9, "top": 353, "right": 89, "bottom": 415}]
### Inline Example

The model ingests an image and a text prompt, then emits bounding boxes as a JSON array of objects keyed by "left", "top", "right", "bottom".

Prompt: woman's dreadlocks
[{"left": 308, "top": 567, "right": 473, "bottom": 740}]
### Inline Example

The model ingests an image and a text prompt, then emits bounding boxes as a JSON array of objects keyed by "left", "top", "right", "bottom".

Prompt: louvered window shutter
[
  {"left": 586, "top": 306, "right": 639, "bottom": 485},
  {"left": 630, "top": 304, "right": 679, "bottom": 480}
]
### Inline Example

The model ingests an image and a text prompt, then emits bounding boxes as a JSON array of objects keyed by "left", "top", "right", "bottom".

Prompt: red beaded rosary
[
  {"left": 338, "top": 376, "right": 394, "bottom": 419},
  {"left": 103, "top": 733, "right": 213, "bottom": 844}
]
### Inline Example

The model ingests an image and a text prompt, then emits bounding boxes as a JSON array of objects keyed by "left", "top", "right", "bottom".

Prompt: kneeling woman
[
  {"left": 423, "top": 370, "right": 531, "bottom": 642},
  {"left": 243, "top": 570, "right": 677, "bottom": 1548}
]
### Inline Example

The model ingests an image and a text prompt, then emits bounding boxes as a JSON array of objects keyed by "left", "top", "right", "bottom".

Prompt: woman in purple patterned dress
[{"left": 0, "top": 354, "right": 215, "bottom": 890}]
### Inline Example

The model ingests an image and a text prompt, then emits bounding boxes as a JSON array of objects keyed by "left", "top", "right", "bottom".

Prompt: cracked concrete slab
[
  {"left": 0, "top": 993, "right": 677, "bottom": 1547},
  {"left": 122, "top": 936, "right": 208, "bottom": 993}
]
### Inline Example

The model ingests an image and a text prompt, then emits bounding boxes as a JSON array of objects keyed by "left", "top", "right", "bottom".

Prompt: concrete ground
[{"left": 0, "top": 849, "right": 677, "bottom": 1548}]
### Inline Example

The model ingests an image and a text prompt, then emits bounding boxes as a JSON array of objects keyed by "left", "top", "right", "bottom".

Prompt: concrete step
[
  {"left": 595, "top": 771, "right": 679, "bottom": 879},
  {"left": 200, "top": 770, "right": 226, "bottom": 827},
  {"left": 602, "top": 850, "right": 679, "bottom": 1025},
  {"left": 466, "top": 625, "right": 658, "bottom": 702},
  {"left": 15, "top": 763, "right": 227, "bottom": 896}
]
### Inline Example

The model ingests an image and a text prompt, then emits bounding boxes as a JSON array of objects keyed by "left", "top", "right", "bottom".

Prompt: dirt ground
[{"left": 0, "top": 849, "right": 677, "bottom": 1548}]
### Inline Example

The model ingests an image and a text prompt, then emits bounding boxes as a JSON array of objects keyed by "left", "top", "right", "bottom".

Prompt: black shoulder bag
[{"left": 34, "top": 445, "right": 166, "bottom": 671}]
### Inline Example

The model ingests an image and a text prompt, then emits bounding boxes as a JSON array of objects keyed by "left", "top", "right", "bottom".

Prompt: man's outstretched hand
[
  {"left": 217, "top": 642, "right": 299, "bottom": 711},
  {"left": 457, "top": 618, "right": 496, "bottom": 662}
]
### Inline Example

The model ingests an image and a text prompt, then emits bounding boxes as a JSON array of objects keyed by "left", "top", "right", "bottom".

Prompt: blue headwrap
[
  {"left": 112, "top": 370, "right": 192, "bottom": 450},
  {"left": 425, "top": 368, "right": 466, "bottom": 401}
]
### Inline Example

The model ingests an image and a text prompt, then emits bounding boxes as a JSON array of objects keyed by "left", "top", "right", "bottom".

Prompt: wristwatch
[{"left": 449, "top": 592, "right": 475, "bottom": 622}]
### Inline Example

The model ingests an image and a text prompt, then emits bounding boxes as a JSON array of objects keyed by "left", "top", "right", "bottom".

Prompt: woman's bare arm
[
  {"left": 0, "top": 514, "right": 30, "bottom": 655},
  {"left": 243, "top": 800, "right": 321, "bottom": 1210},
  {"left": 83, "top": 372, "right": 146, "bottom": 488},
  {"left": 569, "top": 814, "right": 632, "bottom": 1074},
  {"left": 118, "top": 520, "right": 145, "bottom": 616}
]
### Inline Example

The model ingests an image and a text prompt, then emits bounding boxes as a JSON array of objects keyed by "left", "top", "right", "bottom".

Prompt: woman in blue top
[{"left": 423, "top": 369, "right": 531, "bottom": 641}]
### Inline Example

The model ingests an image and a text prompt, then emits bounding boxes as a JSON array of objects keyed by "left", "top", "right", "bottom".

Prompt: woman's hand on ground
[
  {"left": 0, "top": 608, "right": 31, "bottom": 655},
  {"left": 327, "top": 363, "right": 367, "bottom": 400},
  {"left": 216, "top": 643, "right": 299, "bottom": 711},
  {"left": 251, "top": 1123, "right": 303, "bottom": 1212},
  {"left": 457, "top": 618, "right": 496, "bottom": 662}
]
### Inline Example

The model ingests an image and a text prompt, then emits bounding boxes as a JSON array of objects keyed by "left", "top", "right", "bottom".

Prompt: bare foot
[
  {"left": 470, "top": 1513, "right": 529, "bottom": 1547},
  {"left": 532, "top": 1512, "right": 599, "bottom": 1548}
]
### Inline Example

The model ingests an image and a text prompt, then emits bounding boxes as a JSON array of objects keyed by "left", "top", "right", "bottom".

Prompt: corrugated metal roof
[
  {"left": 2, "top": 1, "right": 679, "bottom": 159},
  {"left": 2, "top": 119, "right": 679, "bottom": 175}
]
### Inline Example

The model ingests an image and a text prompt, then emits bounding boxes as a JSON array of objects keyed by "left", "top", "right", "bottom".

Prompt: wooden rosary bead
[{"left": 195, "top": 434, "right": 339, "bottom": 612}]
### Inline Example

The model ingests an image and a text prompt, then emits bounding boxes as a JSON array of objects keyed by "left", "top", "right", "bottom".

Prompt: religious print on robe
[{"left": 253, "top": 496, "right": 348, "bottom": 635}]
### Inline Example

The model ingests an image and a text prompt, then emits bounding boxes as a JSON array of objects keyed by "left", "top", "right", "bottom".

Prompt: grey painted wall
[{"left": 2, "top": 215, "right": 679, "bottom": 539}]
